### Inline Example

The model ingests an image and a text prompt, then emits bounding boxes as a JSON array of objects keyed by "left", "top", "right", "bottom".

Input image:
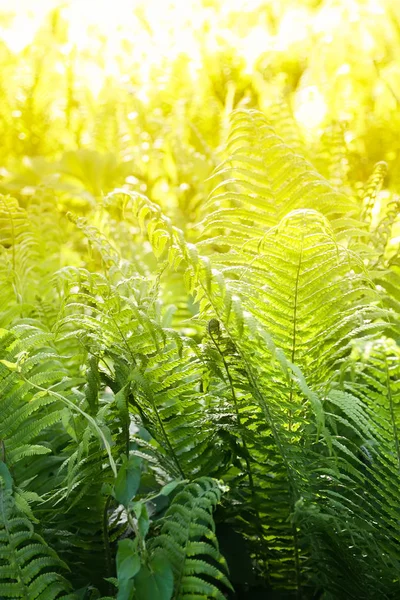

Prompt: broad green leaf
[
  {"left": 117, "top": 578, "right": 135, "bottom": 600},
  {"left": 133, "top": 501, "right": 150, "bottom": 538},
  {"left": 116, "top": 539, "right": 141, "bottom": 582},
  {"left": 135, "top": 555, "right": 173, "bottom": 600},
  {"left": 114, "top": 455, "right": 142, "bottom": 507}
]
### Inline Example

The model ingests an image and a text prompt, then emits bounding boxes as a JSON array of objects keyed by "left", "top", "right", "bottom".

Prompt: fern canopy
[{"left": 1, "top": 2, "right": 400, "bottom": 599}]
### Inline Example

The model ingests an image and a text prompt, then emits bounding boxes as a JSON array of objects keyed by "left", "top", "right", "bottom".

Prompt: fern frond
[
  {"left": 361, "top": 161, "right": 388, "bottom": 226},
  {"left": 149, "top": 477, "right": 232, "bottom": 600},
  {"left": 198, "top": 109, "right": 356, "bottom": 244},
  {"left": 0, "top": 462, "right": 74, "bottom": 600},
  {"left": 0, "top": 195, "right": 38, "bottom": 316}
]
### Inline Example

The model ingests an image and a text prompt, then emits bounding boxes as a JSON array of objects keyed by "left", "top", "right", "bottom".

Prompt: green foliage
[
  {"left": 149, "top": 478, "right": 231, "bottom": 600},
  {"left": 1, "top": 1, "right": 400, "bottom": 599},
  {"left": 0, "top": 462, "right": 73, "bottom": 599}
]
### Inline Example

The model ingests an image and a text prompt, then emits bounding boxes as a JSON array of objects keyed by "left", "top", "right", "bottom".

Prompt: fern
[
  {"left": 2, "top": 7, "right": 400, "bottom": 596},
  {"left": 148, "top": 477, "right": 231, "bottom": 600},
  {"left": 100, "top": 112, "right": 400, "bottom": 596},
  {"left": 0, "top": 462, "right": 74, "bottom": 600}
]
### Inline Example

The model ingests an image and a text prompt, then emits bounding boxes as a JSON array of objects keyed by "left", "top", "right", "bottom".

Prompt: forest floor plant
[
  {"left": 1, "top": 2, "right": 400, "bottom": 599},
  {"left": 1, "top": 108, "right": 400, "bottom": 599}
]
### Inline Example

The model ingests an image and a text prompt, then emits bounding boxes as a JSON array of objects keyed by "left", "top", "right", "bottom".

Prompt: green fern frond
[
  {"left": 316, "top": 121, "right": 350, "bottom": 190},
  {"left": 361, "top": 161, "right": 388, "bottom": 226},
  {"left": 129, "top": 341, "right": 231, "bottom": 480},
  {"left": 198, "top": 109, "right": 356, "bottom": 244},
  {"left": 0, "top": 195, "right": 38, "bottom": 314},
  {"left": 149, "top": 477, "right": 232, "bottom": 600},
  {"left": 0, "top": 461, "right": 74, "bottom": 600}
]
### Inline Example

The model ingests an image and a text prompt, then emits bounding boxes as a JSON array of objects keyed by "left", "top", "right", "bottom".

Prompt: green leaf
[
  {"left": 116, "top": 539, "right": 141, "bottom": 582},
  {"left": 135, "top": 555, "right": 173, "bottom": 600},
  {"left": 159, "top": 480, "right": 183, "bottom": 496},
  {"left": 114, "top": 455, "right": 142, "bottom": 507},
  {"left": 0, "top": 461, "right": 13, "bottom": 491},
  {"left": 117, "top": 578, "right": 135, "bottom": 600},
  {"left": 0, "top": 359, "right": 17, "bottom": 371},
  {"left": 133, "top": 501, "right": 150, "bottom": 538}
]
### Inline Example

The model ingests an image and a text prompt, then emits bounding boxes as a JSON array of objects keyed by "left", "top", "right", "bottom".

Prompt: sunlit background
[
  {"left": 1, "top": 0, "right": 400, "bottom": 247},
  {"left": 1, "top": 0, "right": 398, "bottom": 131}
]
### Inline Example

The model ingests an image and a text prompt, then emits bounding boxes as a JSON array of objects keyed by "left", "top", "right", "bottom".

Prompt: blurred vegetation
[{"left": 0, "top": 0, "right": 399, "bottom": 213}]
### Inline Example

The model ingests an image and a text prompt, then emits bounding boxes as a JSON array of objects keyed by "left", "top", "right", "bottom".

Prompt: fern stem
[
  {"left": 241, "top": 353, "right": 303, "bottom": 594},
  {"left": 127, "top": 510, "right": 147, "bottom": 559},
  {"left": 208, "top": 326, "right": 271, "bottom": 580},
  {"left": 292, "top": 523, "right": 302, "bottom": 600},
  {"left": 288, "top": 235, "right": 304, "bottom": 432},
  {"left": 111, "top": 313, "right": 137, "bottom": 367},
  {"left": 124, "top": 388, "right": 130, "bottom": 458},
  {"left": 0, "top": 440, "right": 6, "bottom": 464},
  {"left": 386, "top": 362, "right": 400, "bottom": 472},
  {"left": 140, "top": 386, "right": 186, "bottom": 479},
  {"left": 4, "top": 200, "right": 19, "bottom": 304},
  {"left": 103, "top": 495, "right": 113, "bottom": 594}
]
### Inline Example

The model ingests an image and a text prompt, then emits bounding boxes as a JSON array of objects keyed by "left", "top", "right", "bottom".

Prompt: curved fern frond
[
  {"left": 0, "top": 462, "right": 74, "bottom": 600},
  {"left": 198, "top": 109, "right": 356, "bottom": 245},
  {"left": 0, "top": 195, "right": 38, "bottom": 318},
  {"left": 100, "top": 184, "right": 393, "bottom": 593},
  {"left": 361, "top": 161, "right": 388, "bottom": 226},
  {"left": 149, "top": 477, "right": 232, "bottom": 600}
]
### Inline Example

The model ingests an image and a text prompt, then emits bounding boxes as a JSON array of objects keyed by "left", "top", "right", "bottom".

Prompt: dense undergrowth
[{"left": 1, "top": 1, "right": 400, "bottom": 599}]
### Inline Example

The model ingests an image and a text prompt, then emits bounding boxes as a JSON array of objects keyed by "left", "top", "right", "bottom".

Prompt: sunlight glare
[{"left": 294, "top": 86, "right": 327, "bottom": 131}]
